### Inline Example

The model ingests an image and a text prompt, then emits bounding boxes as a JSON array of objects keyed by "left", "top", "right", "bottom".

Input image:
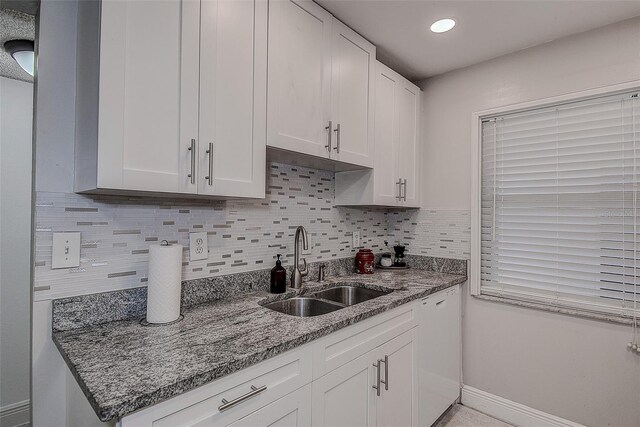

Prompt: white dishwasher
[{"left": 418, "top": 285, "right": 461, "bottom": 426}]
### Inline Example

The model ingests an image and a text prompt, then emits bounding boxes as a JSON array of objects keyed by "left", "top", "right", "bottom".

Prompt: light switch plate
[
  {"left": 52, "top": 232, "right": 81, "bottom": 269},
  {"left": 189, "top": 232, "right": 208, "bottom": 261},
  {"left": 352, "top": 231, "right": 361, "bottom": 248}
]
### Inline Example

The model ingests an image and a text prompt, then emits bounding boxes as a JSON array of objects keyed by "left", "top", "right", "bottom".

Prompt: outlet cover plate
[
  {"left": 189, "top": 232, "right": 208, "bottom": 261},
  {"left": 352, "top": 231, "right": 361, "bottom": 248},
  {"left": 52, "top": 232, "right": 81, "bottom": 269}
]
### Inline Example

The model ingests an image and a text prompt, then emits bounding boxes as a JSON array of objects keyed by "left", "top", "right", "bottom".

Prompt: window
[{"left": 473, "top": 89, "right": 640, "bottom": 319}]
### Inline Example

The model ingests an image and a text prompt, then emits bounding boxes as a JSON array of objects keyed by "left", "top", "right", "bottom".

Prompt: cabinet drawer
[
  {"left": 120, "top": 345, "right": 312, "bottom": 427},
  {"left": 312, "top": 303, "right": 416, "bottom": 378}
]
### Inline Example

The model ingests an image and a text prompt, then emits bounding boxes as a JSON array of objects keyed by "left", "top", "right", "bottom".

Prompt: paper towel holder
[{"left": 140, "top": 314, "right": 184, "bottom": 327}]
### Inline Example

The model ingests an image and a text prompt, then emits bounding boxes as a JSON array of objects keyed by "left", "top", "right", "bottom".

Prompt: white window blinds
[{"left": 480, "top": 91, "right": 640, "bottom": 319}]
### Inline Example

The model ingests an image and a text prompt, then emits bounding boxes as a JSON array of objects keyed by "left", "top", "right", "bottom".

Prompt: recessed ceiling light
[
  {"left": 430, "top": 18, "right": 456, "bottom": 34},
  {"left": 4, "top": 39, "right": 35, "bottom": 76}
]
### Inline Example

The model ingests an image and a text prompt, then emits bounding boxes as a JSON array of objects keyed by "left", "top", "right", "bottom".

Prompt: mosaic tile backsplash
[
  {"left": 387, "top": 209, "right": 471, "bottom": 259},
  {"left": 34, "top": 162, "right": 471, "bottom": 301}
]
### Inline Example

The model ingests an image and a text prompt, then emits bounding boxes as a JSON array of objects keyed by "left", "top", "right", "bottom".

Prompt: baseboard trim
[
  {"left": 0, "top": 400, "right": 30, "bottom": 427},
  {"left": 461, "top": 386, "right": 584, "bottom": 427}
]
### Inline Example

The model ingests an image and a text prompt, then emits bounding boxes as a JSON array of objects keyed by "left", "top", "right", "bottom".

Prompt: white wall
[
  {"left": 0, "top": 76, "right": 33, "bottom": 425},
  {"left": 31, "top": 1, "right": 78, "bottom": 426},
  {"left": 418, "top": 17, "right": 640, "bottom": 426}
]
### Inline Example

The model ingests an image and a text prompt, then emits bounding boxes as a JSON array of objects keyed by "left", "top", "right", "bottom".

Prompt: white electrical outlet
[
  {"left": 189, "top": 232, "right": 208, "bottom": 261},
  {"left": 52, "top": 232, "right": 81, "bottom": 269},
  {"left": 352, "top": 231, "right": 361, "bottom": 248}
]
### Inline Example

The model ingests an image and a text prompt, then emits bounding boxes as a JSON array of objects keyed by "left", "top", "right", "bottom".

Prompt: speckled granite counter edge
[
  {"left": 53, "top": 255, "right": 467, "bottom": 332},
  {"left": 53, "top": 273, "right": 467, "bottom": 421}
]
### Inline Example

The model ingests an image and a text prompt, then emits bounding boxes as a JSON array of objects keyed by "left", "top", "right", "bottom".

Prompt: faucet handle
[{"left": 299, "top": 258, "right": 308, "bottom": 276}]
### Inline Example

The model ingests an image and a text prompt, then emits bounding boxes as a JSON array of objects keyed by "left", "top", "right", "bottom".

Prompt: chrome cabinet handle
[
  {"left": 218, "top": 385, "right": 267, "bottom": 412},
  {"left": 187, "top": 139, "right": 196, "bottom": 184},
  {"left": 205, "top": 142, "right": 213, "bottom": 186},
  {"left": 401, "top": 179, "right": 407, "bottom": 201},
  {"left": 372, "top": 359, "right": 382, "bottom": 396},
  {"left": 380, "top": 355, "right": 389, "bottom": 390},
  {"left": 325, "top": 121, "right": 333, "bottom": 152},
  {"left": 333, "top": 123, "right": 341, "bottom": 153},
  {"left": 396, "top": 179, "right": 402, "bottom": 200}
]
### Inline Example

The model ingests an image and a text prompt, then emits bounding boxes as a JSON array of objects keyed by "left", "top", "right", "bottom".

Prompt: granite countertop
[{"left": 53, "top": 269, "right": 466, "bottom": 422}]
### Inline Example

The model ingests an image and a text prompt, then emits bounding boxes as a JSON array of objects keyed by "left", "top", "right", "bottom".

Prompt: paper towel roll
[{"left": 146, "top": 242, "right": 183, "bottom": 324}]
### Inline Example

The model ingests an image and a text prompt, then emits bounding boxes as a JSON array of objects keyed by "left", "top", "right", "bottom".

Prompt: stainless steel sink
[
  {"left": 263, "top": 297, "right": 343, "bottom": 317},
  {"left": 310, "top": 286, "right": 390, "bottom": 306}
]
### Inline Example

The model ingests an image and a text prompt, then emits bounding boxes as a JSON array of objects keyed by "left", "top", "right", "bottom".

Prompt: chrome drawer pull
[
  {"left": 372, "top": 359, "right": 382, "bottom": 396},
  {"left": 380, "top": 355, "right": 389, "bottom": 390},
  {"left": 333, "top": 123, "right": 341, "bottom": 153},
  {"left": 218, "top": 384, "right": 267, "bottom": 412}
]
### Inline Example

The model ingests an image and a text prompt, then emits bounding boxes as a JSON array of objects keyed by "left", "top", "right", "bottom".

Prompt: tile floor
[{"left": 434, "top": 404, "right": 513, "bottom": 427}]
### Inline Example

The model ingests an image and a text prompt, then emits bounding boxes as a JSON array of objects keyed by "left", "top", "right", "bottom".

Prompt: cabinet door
[
  {"left": 267, "top": 0, "right": 333, "bottom": 158},
  {"left": 397, "top": 81, "right": 420, "bottom": 207},
  {"left": 97, "top": 0, "right": 199, "bottom": 193},
  {"left": 229, "top": 384, "right": 311, "bottom": 427},
  {"left": 312, "top": 350, "right": 377, "bottom": 427},
  {"left": 330, "top": 19, "right": 375, "bottom": 168},
  {"left": 373, "top": 63, "right": 401, "bottom": 206},
  {"left": 375, "top": 328, "right": 418, "bottom": 427},
  {"left": 198, "top": 0, "right": 266, "bottom": 198}
]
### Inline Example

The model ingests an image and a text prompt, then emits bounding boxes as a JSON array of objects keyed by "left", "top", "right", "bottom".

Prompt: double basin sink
[{"left": 263, "top": 285, "right": 391, "bottom": 317}]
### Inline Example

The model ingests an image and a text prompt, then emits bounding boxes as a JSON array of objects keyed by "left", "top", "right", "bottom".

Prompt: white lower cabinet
[
  {"left": 311, "top": 347, "right": 376, "bottom": 427},
  {"left": 375, "top": 330, "right": 418, "bottom": 427},
  {"left": 118, "top": 293, "right": 460, "bottom": 427},
  {"left": 312, "top": 328, "right": 418, "bottom": 427},
  {"left": 228, "top": 384, "right": 312, "bottom": 427}
]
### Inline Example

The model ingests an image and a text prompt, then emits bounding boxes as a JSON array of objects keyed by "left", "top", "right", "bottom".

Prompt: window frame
[{"left": 470, "top": 81, "right": 640, "bottom": 316}]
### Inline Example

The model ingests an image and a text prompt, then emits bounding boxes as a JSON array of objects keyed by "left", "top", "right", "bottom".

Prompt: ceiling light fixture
[
  {"left": 4, "top": 39, "right": 35, "bottom": 76},
  {"left": 430, "top": 18, "right": 456, "bottom": 34}
]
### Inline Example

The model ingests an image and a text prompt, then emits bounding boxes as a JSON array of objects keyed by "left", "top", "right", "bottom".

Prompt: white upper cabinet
[
  {"left": 329, "top": 20, "right": 375, "bottom": 167},
  {"left": 75, "top": 0, "right": 266, "bottom": 198},
  {"left": 267, "top": 0, "right": 375, "bottom": 169},
  {"left": 199, "top": 0, "right": 267, "bottom": 198},
  {"left": 396, "top": 79, "right": 420, "bottom": 206},
  {"left": 372, "top": 66, "right": 401, "bottom": 206},
  {"left": 267, "top": 0, "right": 333, "bottom": 159},
  {"left": 334, "top": 61, "right": 421, "bottom": 207},
  {"left": 86, "top": 0, "right": 200, "bottom": 194}
]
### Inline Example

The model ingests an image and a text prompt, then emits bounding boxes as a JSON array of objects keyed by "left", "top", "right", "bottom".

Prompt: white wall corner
[{"left": 461, "top": 386, "right": 585, "bottom": 427}]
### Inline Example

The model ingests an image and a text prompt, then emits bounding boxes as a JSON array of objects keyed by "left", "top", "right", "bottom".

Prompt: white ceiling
[
  {"left": 0, "top": 8, "right": 35, "bottom": 82},
  {"left": 315, "top": 0, "right": 640, "bottom": 81}
]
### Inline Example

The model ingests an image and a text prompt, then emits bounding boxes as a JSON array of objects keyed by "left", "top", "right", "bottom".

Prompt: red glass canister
[{"left": 356, "top": 249, "right": 375, "bottom": 274}]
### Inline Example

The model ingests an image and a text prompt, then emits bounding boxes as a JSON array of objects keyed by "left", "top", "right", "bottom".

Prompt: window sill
[{"left": 473, "top": 294, "right": 638, "bottom": 327}]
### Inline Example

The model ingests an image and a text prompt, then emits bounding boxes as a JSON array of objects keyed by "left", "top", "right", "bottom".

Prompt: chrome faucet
[{"left": 291, "top": 226, "right": 309, "bottom": 288}]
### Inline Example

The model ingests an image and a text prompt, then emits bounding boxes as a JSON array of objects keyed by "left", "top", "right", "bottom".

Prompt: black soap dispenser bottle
[{"left": 270, "top": 254, "right": 287, "bottom": 293}]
